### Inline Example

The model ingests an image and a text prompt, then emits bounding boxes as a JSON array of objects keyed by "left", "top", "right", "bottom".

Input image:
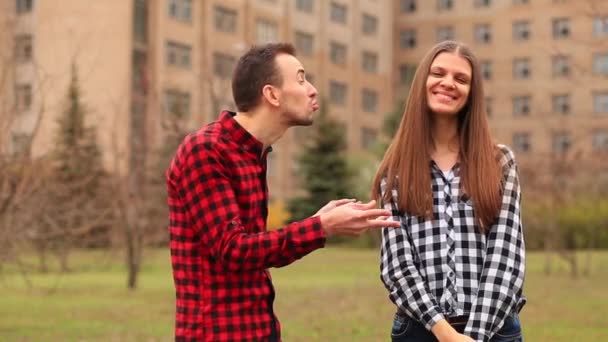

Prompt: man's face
[{"left": 273, "top": 53, "right": 319, "bottom": 126}]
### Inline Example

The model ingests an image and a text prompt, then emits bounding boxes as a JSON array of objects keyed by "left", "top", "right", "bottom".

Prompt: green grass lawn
[{"left": 1, "top": 248, "right": 607, "bottom": 341}]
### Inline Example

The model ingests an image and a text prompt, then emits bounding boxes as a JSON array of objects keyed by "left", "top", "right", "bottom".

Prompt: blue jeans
[{"left": 390, "top": 312, "right": 523, "bottom": 342}]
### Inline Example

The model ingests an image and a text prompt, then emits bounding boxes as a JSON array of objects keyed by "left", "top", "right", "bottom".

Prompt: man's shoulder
[{"left": 182, "top": 121, "right": 229, "bottom": 153}]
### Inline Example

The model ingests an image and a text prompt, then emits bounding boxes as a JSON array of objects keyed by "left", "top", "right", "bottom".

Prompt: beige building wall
[
  {"left": 2, "top": 0, "right": 394, "bottom": 203},
  {"left": 394, "top": 0, "right": 608, "bottom": 167},
  {"left": 0, "top": 1, "right": 16, "bottom": 152},
  {"left": 3, "top": 0, "right": 133, "bottom": 173},
  {"left": 203, "top": 0, "right": 394, "bottom": 201}
]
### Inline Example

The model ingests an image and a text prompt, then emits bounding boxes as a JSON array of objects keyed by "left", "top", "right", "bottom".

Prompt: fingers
[
  {"left": 350, "top": 199, "right": 376, "bottom": 210},
  {"left": 358, "top": 208, "right": 392, "bottom": 219},
  {"left": 333, "top": 198, "right": 356, "bottom": 207},
  {"left": 367, "top": 219, "right": 401, "bottom": 228}
]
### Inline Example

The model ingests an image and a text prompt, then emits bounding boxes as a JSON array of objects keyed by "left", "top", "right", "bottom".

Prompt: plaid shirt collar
[{"left": 218, "top": 110, "right": 273, "bottom": 158}]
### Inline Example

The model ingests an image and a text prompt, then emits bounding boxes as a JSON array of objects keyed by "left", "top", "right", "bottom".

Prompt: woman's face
[{"left": 426, "top": 52, "right": 472, "bottom": 117}]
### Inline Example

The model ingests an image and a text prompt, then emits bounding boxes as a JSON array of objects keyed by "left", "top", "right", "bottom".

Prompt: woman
[{"left": 371, "top": 41, "right": 526, "bottom": 342}]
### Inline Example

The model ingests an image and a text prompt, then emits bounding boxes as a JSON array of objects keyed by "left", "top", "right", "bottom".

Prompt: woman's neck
[{"left": 431, "top": 115, "right": 459, "bottom": 154}]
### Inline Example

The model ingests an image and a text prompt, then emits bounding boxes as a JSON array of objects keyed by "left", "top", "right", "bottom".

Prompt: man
[{"left": 166, "top": 43, "right": 399, "bottom": 341}]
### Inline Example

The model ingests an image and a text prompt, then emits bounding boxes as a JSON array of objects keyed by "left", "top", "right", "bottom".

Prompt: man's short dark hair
[{"left": 232, "top": 43, "right": 296, "bottom": 112}]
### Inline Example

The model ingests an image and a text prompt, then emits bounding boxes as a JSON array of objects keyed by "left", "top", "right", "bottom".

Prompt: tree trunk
[{"left": 36, "top": 242, "right": 48, "bottom": 273}]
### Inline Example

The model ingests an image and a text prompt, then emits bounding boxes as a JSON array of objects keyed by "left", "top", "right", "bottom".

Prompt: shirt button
[{"left": 448, "top": 271, "right": 454, "bottom": 278}]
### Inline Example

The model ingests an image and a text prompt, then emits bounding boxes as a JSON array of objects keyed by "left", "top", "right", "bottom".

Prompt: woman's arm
[
  {"left": 379, "top": 179, "right": 446, "bottom": 332},
  {"left": 463, "top": 147, "right": 526, "bottom": 341}
]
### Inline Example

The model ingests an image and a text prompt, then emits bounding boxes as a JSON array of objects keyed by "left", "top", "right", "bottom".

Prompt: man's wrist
[{"left": 318, "top": 212, "right": 334, "bottom": 237}]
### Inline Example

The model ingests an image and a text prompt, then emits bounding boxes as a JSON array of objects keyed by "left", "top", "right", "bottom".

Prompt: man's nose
[{"left": 309, "top": 84, "right": 318, "bottom": 97}]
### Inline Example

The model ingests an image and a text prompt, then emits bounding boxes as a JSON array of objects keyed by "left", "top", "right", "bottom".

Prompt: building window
[
  {"left": 552, "top": 18, "right": 570, "bottom": 39},
  {"left": 361, "top": 127, "right": 378, "bottom": 150},
  {"left": 400, "top": 64, "right": 417, "bottom": 85},
  {"left": 513, "top": 96, "right": 530, "bottom": 116},
  {"left": 594, "top": 16, "right": 608, "bottom": 37},
  {"left": 168, "top": 0, "right": 192, "bottom": 22},
  {"left": 474, "top": 24, "right": 492, "bottom": 44},
  {"left": 362, "top": 14, "right": 378, "bottom": 35},
  {"left": 513, "top": 132, "right": 531, "bottom": 153},
  {"left": 362, "top": 51, "right": 378, "bottom": 73},
  {"left": 552, "top": 132, "right": 571, "bottom": 154},
  {"left": 295, "top": 31, "right": 314, "bottom": 56},
  {"left": 593, "top": 130, "right": 608, "bottom": 151},
  {"left": 213, "top": 53, "right": 236, "bottom": 79},
  {"left": 594, "top": 92, "right": 608, "bottom": 114},
  {"left": 437, "top": 26, "right": 454, "bottom": 42},
  {"left": 513, "top": 58, "right": 531, "bottom": 79},
  {"left": 437, "top": 0, "right": 453, "bottom": 11},
  {"left": 16, "top": 0, "right": 33, "bottom": 14},
  {"left": 132, "top": 50, "right": 148, "bottom": 95},
  {"left": 14, "top": 34, "right": 33, "bottom": 63},
  {"left": 15, "top": 84, "right": 32, "bottom": 112},
  {"left": 329, "top": 81, "right": 347, "bottom": 105},
  {"left": 593, "top": 53, "right": 608, "bottom": 76},
  {"left": 256, "top": 19, "right": 278, "bottom": 44},
  {"left": 330, "top": 2, "right": 347, "bottom": 24},
  {"left": 474, "top": 0, "right": 491, "bottom": 7},
  {"left": 296, "top": 0, "right": 313, "bottom": 13},
  {"left": 552, "top": 55, "right": 570, "bottom": 77},
  {"left": 513, "top": 20, "right": 530, "bottom": 41},
  {"left": 400, "top": 29, "right": 416, "bottom": 49},
  {"left": 401, "top": 0, "right": 416, "bottom": 13},
  {"left": 330, "top": 41, "right": 347, "bottom": 65},
  {"left": 362, "top": 89, "right": 378, "bottom": 113},
  {"left": 164, "top": 89, "right": 191, "bottom": 117},
  {"left": 166, "top": 41, "right": 191, "bottom": 68},
  {"left": 133, "top": 0, "right": 148, "bottom": 44},
  {"left": 481, "top": 60, "right": 492, "bottom": 80},
  {"left": 214, "top": 6, "right": 237, "bottom": 33},
  {"left": 485, "top": 96, "right": 493, "bottom": 117},
  {"left": 552, "top": 94, "right": 570, "bottom": 115}
]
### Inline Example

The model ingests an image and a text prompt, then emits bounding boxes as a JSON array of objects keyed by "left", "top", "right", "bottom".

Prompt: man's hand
[
  {"left": 318, "top": 200, "right": 400, "bottom": 237},
  {"left": 313, "top": 199, "right": 356, "bottom": 217}
]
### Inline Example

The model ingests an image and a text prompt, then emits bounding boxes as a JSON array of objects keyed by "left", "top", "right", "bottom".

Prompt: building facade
[
  {"left": 0, "top": 0, "right": 393, "bottom": 202},
  {"left": 394, "top": 0, "right": 608, "bottom": 169}
]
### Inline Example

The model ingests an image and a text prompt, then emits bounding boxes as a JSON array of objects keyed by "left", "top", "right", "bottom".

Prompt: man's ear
[{"left": 262, "top": 84, "right": 280, "bottom": 107}]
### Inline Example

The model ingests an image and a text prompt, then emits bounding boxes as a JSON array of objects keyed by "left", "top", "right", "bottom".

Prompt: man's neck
[{"left": 233, "top": 109, "right": 287, "bottom": 151}]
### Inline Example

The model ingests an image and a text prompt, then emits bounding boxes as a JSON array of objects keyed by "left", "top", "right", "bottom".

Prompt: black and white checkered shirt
[{"left": 380, "top": 145, "right": 526, "bottom": 342}]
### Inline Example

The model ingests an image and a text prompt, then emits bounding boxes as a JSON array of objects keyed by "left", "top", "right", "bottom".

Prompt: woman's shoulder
[{"left": 495, "top": 143, "right": 517, "bottom": 169}]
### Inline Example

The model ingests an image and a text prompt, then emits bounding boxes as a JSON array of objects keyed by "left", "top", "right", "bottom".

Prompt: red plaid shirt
[{"left": 166, "top": 111, "right": 326, "bottom": 341}]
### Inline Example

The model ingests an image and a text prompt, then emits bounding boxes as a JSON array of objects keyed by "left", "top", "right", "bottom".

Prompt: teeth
[{"left": 436, "top": 93, "right": 453, "bottom": 101}]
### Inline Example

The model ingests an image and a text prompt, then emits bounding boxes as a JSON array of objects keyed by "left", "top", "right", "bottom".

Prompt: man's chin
[{"left": 294, "top": 119, "right": 313, "bottom": 127}]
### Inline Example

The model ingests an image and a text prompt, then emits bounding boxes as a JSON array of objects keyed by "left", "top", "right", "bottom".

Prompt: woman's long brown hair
[{"left": 371, "top": 41, "right": 501, "bottom": 232}]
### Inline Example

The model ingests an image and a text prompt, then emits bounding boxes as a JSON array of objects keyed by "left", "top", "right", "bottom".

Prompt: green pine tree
[
  {"left": 54, "top": 64, "right": 104, "bottom": 187},
  {"left": 47, "top": 64, "right": 111, "bottom": 271},
  {"left": 287, "top": 102, "right": 352, "bottom": 223}
]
